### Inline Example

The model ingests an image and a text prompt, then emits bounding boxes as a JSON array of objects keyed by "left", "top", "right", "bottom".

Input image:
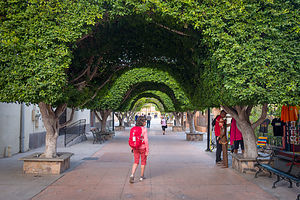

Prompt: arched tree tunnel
[
  {"left": 1, "top": 1, "right": 298, "bottom": 159},
  {"left": 132, "top": 97, "right": 165, "bottom": 113},
  {"left": 124, "top": 91, "right": 175, "bottom": 112},
  {"left": 118, "top": 83, "right": 180, "bottom": 111}
]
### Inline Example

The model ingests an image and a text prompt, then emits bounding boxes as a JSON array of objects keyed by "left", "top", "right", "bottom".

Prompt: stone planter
[
  {"left": 172, "top": 126, "right": 183, "bottom": 132},
  {"left": 232, "top": 153, "right": 273, "bottom": 174},
  {"left": 19, "top": 152, "right": 73, "bottom": 175},
  {"left": 186, "top": 132, "right": 204, "bottom": 141},
  {"left": 115, "top": 126, "right": 125, "bottom": 131}
]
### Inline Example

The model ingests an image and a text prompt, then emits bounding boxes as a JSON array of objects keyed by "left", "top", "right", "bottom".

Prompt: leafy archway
[
  {"left": 132, "top": 97, "right": 165, "bottom": 113},
  {"left": 1, "top": 0, "right": 298, "bottom": 159},
  {"left": 91, "top": 67, "right": 192, "bottom": 110},
  {"left": 125, "top": 91, "right": 175, "bottom": 112}
]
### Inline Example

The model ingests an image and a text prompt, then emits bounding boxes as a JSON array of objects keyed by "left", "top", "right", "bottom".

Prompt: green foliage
[
  {"left": 193, "top": 0, "right": 300, "bottom": 107},
  {"left": 121, "top": 90, "right": 175, "bottom": 112},
  {"left": 91, "top": 67, "right": 192, "bottom": 110},
  {"left": 133, "top": 98, "right": 164, "bottom": 112},
  {"left": 0, "top": 0, "right": 102, "bottom": 105},
  {"left": 1, "top": 0, "right": 298, "bottom": 111}
]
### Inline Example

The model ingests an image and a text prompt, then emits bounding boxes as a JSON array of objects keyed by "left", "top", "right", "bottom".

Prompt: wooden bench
[
  {"left": 255, "top": 148, "right": 300, "bottom": 200},
  {"left": 91, "top": 128, "right": 106, "bottom": 144}
]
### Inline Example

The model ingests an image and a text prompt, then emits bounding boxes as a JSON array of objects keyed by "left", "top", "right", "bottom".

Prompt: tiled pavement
[{"left": 32, "top": 128, "right": 276, "bottom": 200}]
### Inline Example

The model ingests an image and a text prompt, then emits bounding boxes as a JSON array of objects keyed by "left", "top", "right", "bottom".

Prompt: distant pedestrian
[
  {"left": 129, "top": 116, "right": 149, "bottom": 183},
  {"left": 135, "top": 114, "right": 139, "bottom": 122},
  {"left": 146, "top": 113, "right": 152, "bottom": 128},
  {"left": 161, "top": 116, "right": 167, "bottom": 135}
]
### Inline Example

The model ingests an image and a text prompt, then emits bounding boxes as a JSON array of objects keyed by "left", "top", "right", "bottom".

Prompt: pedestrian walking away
[
  {"left": 161, "top": 116, "right": 167, "bottom": 135},
  {"left": 146, "top": 113, "right": 152, "bottom": 128},
  {"left": 129, "top": 116, "right": 149, "bottom": 183}
]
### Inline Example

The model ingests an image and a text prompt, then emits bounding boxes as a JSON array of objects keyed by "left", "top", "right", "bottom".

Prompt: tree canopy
[{"left": 1, "top": 0, "right": 299, "bottom": 110}]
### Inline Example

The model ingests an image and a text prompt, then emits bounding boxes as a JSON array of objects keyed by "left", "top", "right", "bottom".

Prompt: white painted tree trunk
[
  {"left": 187, "top": 111, "right": 196, "bottom": 134},
  {"left": 39, "top": 102, "right": 65, "bottom": 158},
  {"left": 172, "top": 112, "right": 182, "bottom": 126},
  {"left": 236, "top": 120, "right": 258, "bottom": 158},
  {"left": 222, "top": 104, "right": 267, "bottom": 159},
  {"left": 95, "top": 110, "right": 111, "bottom": 132}
]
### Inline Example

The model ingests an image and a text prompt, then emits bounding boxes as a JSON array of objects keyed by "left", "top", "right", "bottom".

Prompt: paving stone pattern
[{"left": 33, "top": 128, "right": 276, "bottom": 200}]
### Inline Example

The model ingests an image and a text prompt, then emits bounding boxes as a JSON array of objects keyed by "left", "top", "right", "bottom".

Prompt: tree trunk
[
  {"left": 181, "top": 112, "right": 185, "bottom": 129},
  {"left": 187, "top": 111, "right": 197, "bottom": 134},
  {"left": 172, "top": 112, "right": 182, "bottom": 126},
  {"left": 222, "top": 104, "right": 267, "bottom": 159},
  {"left": 237, "top": 120, "right": 258, "bottom": 158},
  {"left": 94, "top": 110, "right": 111, "bottom": 132},
  {"left": 39, "top": 102, "right": 67, "bottom": 158},
  {"left": 115, "top": 112, "right": 125, "bottom": 126}
]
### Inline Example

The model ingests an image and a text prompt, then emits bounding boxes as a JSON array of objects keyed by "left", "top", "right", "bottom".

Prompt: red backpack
[{"left": 128, "top": 126, "right": 144, "bottom": 149}]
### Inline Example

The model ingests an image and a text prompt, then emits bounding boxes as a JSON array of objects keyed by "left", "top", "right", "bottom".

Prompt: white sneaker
[
  {"left": 139, "top": 176, "right": 146, "bottom": 181},
  {"left": 129, "top": 175, "right": 134, "bottom": 183}
]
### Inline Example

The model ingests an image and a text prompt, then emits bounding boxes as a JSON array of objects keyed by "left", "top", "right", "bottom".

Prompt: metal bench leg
[
  {"left": 288, "top": 179, "right": 293, "bottom": 188},
  {"left": 268, "top": 171, "right": 272, "bottom": 178},
  {"left": 255, "top": 167, "right": 263, "bottom": 178},
  {"left": 273, "top": 175, "right": 281, "bottom": 188}
]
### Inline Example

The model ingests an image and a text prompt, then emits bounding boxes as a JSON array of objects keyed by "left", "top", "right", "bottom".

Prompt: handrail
[{"left": 62, "top": 119, "right": 86, "bottom": 147}]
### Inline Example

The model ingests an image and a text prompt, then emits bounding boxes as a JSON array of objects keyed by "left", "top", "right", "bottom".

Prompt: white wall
[
  {"left": 0, "top": 103, "right": 48, "bottom": 157},
  {"left": 0, "top": 103, "right": 21, "bottom": 157},
  {"left": 0, "top": 103, "right": 93, "bottom": 157},
  {"left": 66, "top": 108, "right": 90, "bottom": 125}
]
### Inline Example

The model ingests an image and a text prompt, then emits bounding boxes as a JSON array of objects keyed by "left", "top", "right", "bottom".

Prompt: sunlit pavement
[{"left": 33, "top": 122, "right": 276, "bottom": 200}]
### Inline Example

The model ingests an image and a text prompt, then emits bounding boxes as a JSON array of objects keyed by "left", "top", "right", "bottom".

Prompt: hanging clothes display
[
  {"left": 281, "top": 105, "right": 300, "bottom": 152},
  {"left": 286, "top": 121, "right": 298, "bottom": 145},
  {"left": 281, "top": 105, "right": 298, "bottom": 122},
  {"left": 271, "top": 118, "right": 284, "bottom": 136},
  {"left": 259, "top": 119, "right": 270, "bottom": 133}
]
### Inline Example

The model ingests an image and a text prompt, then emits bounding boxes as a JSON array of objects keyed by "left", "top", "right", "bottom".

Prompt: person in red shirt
[
  {"left": 129, "top": 116, "right": 149, "bottom": 183},
  {"left": 215, "top": 110, "right": 227, "bottom": 164}
]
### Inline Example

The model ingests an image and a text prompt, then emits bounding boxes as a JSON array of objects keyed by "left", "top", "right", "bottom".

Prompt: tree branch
[
  {"left": 121, "top": 86, "right": 135, "bottom": 104},
  {"left": 79, "top": 74, "right": 114, "bottom": 108},
  {"left": 235, "top": 105, "right": 242, "bottom": 115},
  {"left": 54, "top": 104, "right": 67, "bottom": 118},
  {"left": 222, "top": 105, "right": 238, "bottom": 120},
  {"left": 70, "top": 56, "right": 94, "bottom": 84},
  {"left": 94, "top": 110, "right": 102, "bottom": 122},
  {"left": 59, "top": 108, "right": 75, "bottom": 128},
  {"left": 246, "top": 105, "right": 254, "bottom": 116},
  {"left": 155, "top": 23, "right": 190, "bottom": 36},
  {"left": 251, "top": 103, "right": 268, "bottom": 129},
  {"left": 76, "top": 33, "right": 92, "bottom": 44},
  {"left": 70, "top": 67, "right": 89, "bottom": 83}
]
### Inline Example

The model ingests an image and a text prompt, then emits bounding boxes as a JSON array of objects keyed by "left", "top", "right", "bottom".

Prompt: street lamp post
[{"left": 206, "top": 108, "right": 211, "bottom": 152}]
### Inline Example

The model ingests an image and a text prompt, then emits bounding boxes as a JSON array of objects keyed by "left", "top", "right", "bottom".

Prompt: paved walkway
[{"left": 33, "top": 127, "right": 276, "bottom": 200}]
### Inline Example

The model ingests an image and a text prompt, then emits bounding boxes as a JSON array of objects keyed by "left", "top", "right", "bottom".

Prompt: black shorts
[
  {"left": 234, "top": 140, "right": 244, "bottom": 150},
  {"left": 162, "top": 126, "right": 167, "bottom": 131}
]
